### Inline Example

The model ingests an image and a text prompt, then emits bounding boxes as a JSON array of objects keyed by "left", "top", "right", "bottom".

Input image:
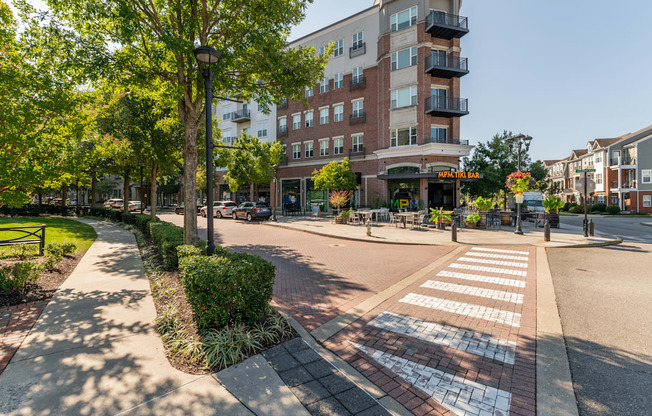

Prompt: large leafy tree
[
  {"left": 47, "top": 0, "right": 329, "bottom": 244},
  {"left": 311, "top": 159, "right": 357, "bottom": 192}
]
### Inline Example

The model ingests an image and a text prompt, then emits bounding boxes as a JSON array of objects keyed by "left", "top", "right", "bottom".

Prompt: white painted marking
[
  {"left": 368, "top": 312, "right": 517, "bottom": 364},
  {"left": 437, "top": 270, "right": 526, "bottom": 288},
  {"left": 351, "top": 342, "right": 512, "bottom": 416},
  {"left": 458, "top": 257, "right": 529, "bottom": 268},
  {"left": 465, "top": 251, "right": 529, "bottom": 261},
  {"left": 399, "top": 293, "right": 521, "bottom": 327},
  {"left": 450, "top": 263, "right": 527, "bottom": 277},
  {"left": 471, "top": 247, "right": 529, "bottom": 255},
  {"left": 421, "top": 280, "right": 523, "bottom": 304}
]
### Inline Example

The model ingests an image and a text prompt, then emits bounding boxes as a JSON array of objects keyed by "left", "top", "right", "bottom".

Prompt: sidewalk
[{"left": 265, "top": 215, "right": 621, "bottom": 248}]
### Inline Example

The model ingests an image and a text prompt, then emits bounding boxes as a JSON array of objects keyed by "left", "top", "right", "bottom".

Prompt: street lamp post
[
  {"left": 272, "top": 164, "right": 279, "bottom": 221},
  {"left": 193, "top": 45, "right": 221, "bottom": 256},
  {"left": 505, "top": 134, "right": 533, "bottom": 235},
  {"left": 139, "top": 163, "right": 145, "bottom": 214}
]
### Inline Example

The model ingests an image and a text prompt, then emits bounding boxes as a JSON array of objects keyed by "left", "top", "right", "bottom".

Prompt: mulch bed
[{"left": 0, "top": 254, "right": 82, "bottom": 308}]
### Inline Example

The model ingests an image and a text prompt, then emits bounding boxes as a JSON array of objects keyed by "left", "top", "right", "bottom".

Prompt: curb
[
  {"left": 550, "top": 236, "right": 623, "bottom": 249},
  {"left": 641, "top": 222, "right": 652, "bottom": 227}
]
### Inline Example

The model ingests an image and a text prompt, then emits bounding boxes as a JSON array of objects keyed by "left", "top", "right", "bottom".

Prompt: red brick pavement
[
  {"left": 0, "top": 300, "right": 49, "bottom": 375},
  {"left": 323, "top": 246, "right": 537, "bottom": 415}
]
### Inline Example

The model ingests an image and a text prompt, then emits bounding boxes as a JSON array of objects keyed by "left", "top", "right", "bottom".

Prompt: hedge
[
  {"left": 179, "top": 247, "right": 276, "bottom": 329},
  {"left": 149, "top": 221, "right": 185, "bottom": 269},
  {"left": 606, "top": 205, "right": 621, "bottom": 215},
  {"left": 591, "top": 203, "right": 606, "bottom": 212}
]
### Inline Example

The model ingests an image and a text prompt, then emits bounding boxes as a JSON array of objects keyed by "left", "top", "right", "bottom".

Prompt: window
[
  {"left": 305, "top": 86, "right": 313, "bottom": 97},
  {"left": 279, "top": 117, "right": 286, "bottom": 131},
  {"left": 320, "top": 140, "right": 329, "bottom": 156},
  {"left": 293, "top": 143, "right": 301, "bottom": 159},
  {"left": 293, "top": 114, "right": 301, "bottom": 130},
  {"left": 222, "top": 105, "right": 232, "bottom": 120},
  {"left": 334, "top": 137, "right": 344, "bottom": 155},
  {"left": 334, "top": 73, "right": 343, "bottom": 89},
  {"left": 305, "top": 142, "right": 314, "bottom": 158},
  {"left": 391, "top": 47, "right": 418, "bottom": 71},
  {"left": 390, "top": 6, "right": 417, "bottom": 32},
  {"left": 320, "top": 108, "right": 329, "bottom": 124},
  {"left": 333, "top": 39, "right": 343, "bottom": 57},
  {"left": 391, "top": 86, "right": 417, "bottom": 109},
  {"left": 430, "top": 127, "right": 447, "bottom": 141},
  {"left": 391, "top": 127, "right": 418, "bottom": 147},
  {"left": 430, "top": 87, "right": 447, "bottom": 108},
  {"left": 257, "top": 122, "right": 267, "bottom": 138},
  {"left": 222, "top": 129, "right": 232, "bottom": 144},
  {"left": 352, "top": 100, "right": 364, "bottom": 118},
  {"left": 305, "top": 110, "right": 314, "bottom": 127},
  {"left": 352, "top": 135, "right": 363, "bottom": 152},
  {"left": 352, "top": 32, "right": 363, "bottom": 49},
  {"left": 642, "top": 170, "right": 651, "bottom": 184},
  {"left": 644, "top": 195, "right": 651, "bottom": 208},
  {"left": 242, "top": 127, "right": 250, "bottom": 136},
  {"left": 257, "top": 102, "right": 264, "bottom": 112},
  {"left": 320, "top": 77, "right": 329, "bottom": 93},
  {"left": 596, "top": 173, "right": 602, "bottom": 184},
  {"left": 319, "top": 46, "right": 327, "bottom": 56},
  {"left": 352, "top": 66, "right": 364, "bottom": 83},
  {"left": 597, "top": 196, "right": 605, "bottom": 204},
  {"left": 334, "top": 105, "right": 344, "bottom": 122}
]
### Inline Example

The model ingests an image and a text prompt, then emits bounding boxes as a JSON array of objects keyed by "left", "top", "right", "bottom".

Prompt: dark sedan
[
  {"left": 174, "top": 203, "right": 202, "bottom": 215},
  {"left": 232, "top": 202, "right": 271, "bottom": 221}
]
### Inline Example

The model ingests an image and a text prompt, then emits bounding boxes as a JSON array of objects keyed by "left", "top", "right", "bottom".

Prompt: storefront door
[{"left": 428, "top": 182, "right": 455, "bottom": 210}]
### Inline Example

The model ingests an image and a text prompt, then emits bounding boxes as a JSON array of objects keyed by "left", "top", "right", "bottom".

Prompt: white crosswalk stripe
[
  {"left": 421, "top": 280, "right": 523, "bottom": 304},
  {"left": 465, "top": 251, "right": 529, "bottom": 261},
  {"left": 457, "top": 256, "right": 529, "bottom": 268},
  {"left": 400, "top": 293, "right": 521, "bottom": 327},
  {"left": 351, "top": 342, "right": 512, "bottom": 416},
  {"left": 471, "top": 247, "right": 529, "bottom": 255},
  {"left": 437, "top": 270, "right": 526, "bottom": 288},
  {"left": 368, "top": 312, "right": 517, "bottom": 364},
  {"left": 449, "top": 262, "right": 527, "bottom": 277}
]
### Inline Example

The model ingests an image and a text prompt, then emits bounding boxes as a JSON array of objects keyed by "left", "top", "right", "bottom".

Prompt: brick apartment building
[{"left": 215, "top": 0, "right": 473, "bottom": 212}]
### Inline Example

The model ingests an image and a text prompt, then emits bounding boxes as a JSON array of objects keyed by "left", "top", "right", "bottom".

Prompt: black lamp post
[
  {"left": 271, "top": 164, "right": 279, "bottom": 221},
  {"left": 505, "top": 134, "right": 533, "bottom": 235},
  {"left": 193, "top": 45, "right": 221, "bottom": 255}
]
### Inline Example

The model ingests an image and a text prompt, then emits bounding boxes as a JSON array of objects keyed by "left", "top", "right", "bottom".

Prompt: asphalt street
[
  {"left": 547, "top": 242, "right": 652, "bottom": 416},
  {"left": 559, "top": 214, "right": 652, "bottom": 244}
]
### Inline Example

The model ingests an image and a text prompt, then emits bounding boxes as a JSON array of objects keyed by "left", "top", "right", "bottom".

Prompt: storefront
[
  {"left": 281, "top": 179, "right": 301, "bottom": 205},
  {"left": 305, "top": 179, "right": 328, "bottom": 212}
]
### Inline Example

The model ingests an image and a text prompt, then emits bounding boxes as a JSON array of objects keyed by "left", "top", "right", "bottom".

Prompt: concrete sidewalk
[{"left": 265, "top": 215, "right": 621, "bottom": 247}]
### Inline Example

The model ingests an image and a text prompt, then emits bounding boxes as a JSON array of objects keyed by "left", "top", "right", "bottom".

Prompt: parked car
[
  {"left": 103, "top": 199, "right": 124, "bottom": 209},
  {"left": 232, "top": 202, "right": 271, "bottom": 222},
  {"left": 128, "top": 201, "right": 145, "bottom": 212},
  {"left": 174, "top": 203, "right": 202, "bottom": 215},
  {"left": 200, "top": 201, "right": 237, "bottom": 218}
]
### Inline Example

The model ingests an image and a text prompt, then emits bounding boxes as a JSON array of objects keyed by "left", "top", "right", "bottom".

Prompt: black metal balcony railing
[
  {"left": 425, "top": 53, "right": 468, "bottom": 79},
  {"left": 425, "top": 10, "right": 469, "bottom": 40},
  {"left": 231, "top": 109, "right": 251, "bottom": 122},
  {"left": 349, "top": 112, "right": 366, "bottom": 125},
  {"left": 349, "top": 76, "right": 366, "bottom": 92},
  {"left": 611, "top": 156, "right": 637, "bottom": 165},
  {"left": 277, "top": 125, "right": 288, "bottom": 138},
  {"left": 423, "top": 137, "right": 470, "bottom": 145},
  {"left": 611, "top": 180, "right": 637, "bottom": 189},
  {"left": 349, "top": 146, "right": 365, "bottom": 160},
  {"left": 425, "top": 96, "right": 469, "bottom": 117},
  {"left": 349, "top": 43, "right": 366, "bottom": 58}
]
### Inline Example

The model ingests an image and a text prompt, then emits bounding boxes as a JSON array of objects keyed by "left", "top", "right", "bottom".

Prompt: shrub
[
  {"left": 177, "top": 245, "right": 203, "bottom": 259},
  {"left": 591, "top": 203, "right": 606, "bottom": 212},
  {"left": 0, "top": 260, "right": 43, "bottom": 291},
  {"left": 562, "top": 202, "right": 571, "bottom": 212},
  {"left": 606, "top": 205, "right": 621, "bottom": 215},
  {"left": 149, "top": 221, "right": 184, "bottom": 269},
  {"left": 179, "top": 252, "right": 276, "bottom": 329},
  {"left": 570, "top": 205, "right": 584, "bottom": 214}
]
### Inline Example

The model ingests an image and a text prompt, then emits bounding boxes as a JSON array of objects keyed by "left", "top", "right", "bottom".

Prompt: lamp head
[{"left": 193, "top": 46, "right": 221, "bottom": 67}]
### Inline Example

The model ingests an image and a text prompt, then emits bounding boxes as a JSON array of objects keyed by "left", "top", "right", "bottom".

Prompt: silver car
[{"left": 200, "top": 201, "right": 238, "bottom": 218}]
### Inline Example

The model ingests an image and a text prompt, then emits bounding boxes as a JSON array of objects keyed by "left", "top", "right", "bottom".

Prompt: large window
[
  {"left": 391, "top": 127, "right": 418, "bottom": 147},
  {"left": 390, "top": 6, "right": 417, "bottom": 32},
  {"left": 293, "top": 114, "right": 301, "bottom": 130},
  {"left": 352, "top": 32, "right": 363, "bottom": 49},
  {"left": 352, "top": 66, "right": 364, "bottom": 83},
  {"left": 333, "top": 39, "right": 343, "bottom": 57},
  {"left": 305, "top": 110, "right": 314, "bottom": 127},
  {"left": 320, "top": 140, "right": 329, "bottom": 156},
  {"left": 391, "top": 47, "right": 418, "bottom": 71},
  {"left": 319, "top": 45, "right": 327, "bottom": 56},
  {"left": 430, "top": 127, "right": 447, "bottom": 142},
  {"left": 320, "top": 108, "right": 329, "bottom": 125},
  {"left": 222, "top": 105, "right": 232, "bottom": 120},
  {"left": 352, "top": 100, "right": 364, "bottom": 118},
  {"left": 644, "top": 195, "right": 651, "bottom": 208},
  {"left": 334, "top": 104, "right": 344, "bottom": 122},
  {"left": 320, "top": 77, "right": 329, "bottom": 93},
  {"left": 391, "top": 86, "right": 417, "bottom": 109},
  {"left": 352, "top": 134, "right": 363, "bottom": 152},
  {"left": 334, "top": 73, "right": 343, "bottom": 89},
  {"left": 642, "top": 170, "right": 651, "bottom": 184},
  {"left": 292, "top": 143, "right": 301, "bottom": 159},
  {"left": 305, "top": 86, "right": 313, "bottom": 97},
  {"left": 305, "top": 142, "right": 314, "bottom": 158},
  {"left": 596, "top": 173, "right": 603, "bottom": 185},
  {"left": 334, "top": 137, "right": 344, "bottom": 155},
  {"left": 279, "top": 117, "right": 286, "bottom": 131},
  {"left": 257, "top": 122, "right": 267, "bottom": 138}
]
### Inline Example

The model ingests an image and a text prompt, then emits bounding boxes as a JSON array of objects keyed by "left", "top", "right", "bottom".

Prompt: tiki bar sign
[{"left": 437, "top": 171, "right": 481, "bottom": 179}]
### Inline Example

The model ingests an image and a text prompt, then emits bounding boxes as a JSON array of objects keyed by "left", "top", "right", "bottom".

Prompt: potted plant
[
  {"left": 336, "top": 207, "right": 352, "bottom": 224},
  {"left": 465, "top": 212, "right": 481, "bottom": 228},
  {"left": 543, "top": 195, "right": 564, "bottom": 228},
  {"left": 329, "top": 190, "right": 351, "bottom": 224},
  {"left": 429, "top": 207, "right": 452, "bottom": 230},
  {"left": 472, "top": 196, "right": 493, "bottom": 228},
  {"left": 506, "top": 171, "right": 535, "bottom": 204}
]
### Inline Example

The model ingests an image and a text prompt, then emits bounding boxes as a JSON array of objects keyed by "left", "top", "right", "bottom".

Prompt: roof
[
  {"left": 593, "top": 138, "right": 622, "bottom": 148},
  {"left": 570, "top": 149, "right": 588, "bottom": 159},
  {"left": 289, "top": 4, "right": 378, "bottom": 45}
]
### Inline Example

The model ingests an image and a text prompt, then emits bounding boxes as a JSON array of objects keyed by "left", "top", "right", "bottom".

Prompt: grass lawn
[{"left": 0, "top": 217, "right": 97, "bottom": 258}]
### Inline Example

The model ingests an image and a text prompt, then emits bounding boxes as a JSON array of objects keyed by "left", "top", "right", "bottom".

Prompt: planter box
[
  {"left": 500, "top": 211, "right": 513, "bottom": 226},
  {"left": 465, "top": 221, "right": 478, "bottom": 229},
  {"left": 334, "top": 217, "right": 347, "bottom": 224},
  {"left": 548, "top": 212, "right": 560, "bottom": 228}
]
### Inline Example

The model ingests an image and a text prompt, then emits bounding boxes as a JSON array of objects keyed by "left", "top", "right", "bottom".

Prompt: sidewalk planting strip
[
  {"left": 449, "top": 263, "right": 527, "bottom": 277},
  {"left": 457, "top": 256, "right": 529, "bottom": 268},
  {"left": 436, "top": 270, "right": 526, "bottom": 288},
  {"left": 421, "top": 280, "right": 524, "bottom": 304},
  {"left": 471, "top": 247, "right": 530, "bottom": 255}
]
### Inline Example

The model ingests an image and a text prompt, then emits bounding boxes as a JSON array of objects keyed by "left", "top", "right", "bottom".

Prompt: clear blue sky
[{"left": 291, "top": 0, "right": 652, "bottom": 161}]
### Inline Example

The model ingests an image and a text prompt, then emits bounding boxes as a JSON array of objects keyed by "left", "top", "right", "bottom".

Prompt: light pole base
[{"left": 514, "top": 230, "right": 524, "bottom": 235}]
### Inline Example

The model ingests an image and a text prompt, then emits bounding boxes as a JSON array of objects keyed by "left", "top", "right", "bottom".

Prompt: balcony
[
  {"left": 349, "top": 76, "right": 366, "bottom": 92},
  {"left": 425, "top": 96, "right": 469, "bottom": 117},
  {"left": 349, "top": 146, "right": 366, "bottom": 160},
  {"left": 612, "top": 180, "right": 637, "bottom": 189},
  {"left": 423, "top": 137, "right": 470, "bottom": 145},
  {"left": 425, "top": 10, "right": 469, "bottom": 40},
  {"left": 277, "top": 100, "right": 288, "bottom": 110},
  {"left": 278, "top": 154, "right": 288, "bottom": 166},
  {"left": 425, "top": 53, "right": 468, "bottom": 79},
  {"left": 349, "top": 112, "right": 366, "bottom": 125},
  {"left": 231, "top": 109, "right": 251, "bottom": 123},
  {"left": 610, "top": 156, "right": 637, "bottom": 166},
  {"left": 277, "top": 125, "right": 288, "bottom": 138},
  {"left": 349, "top": 43, "right": 366, "bottom": 58}
]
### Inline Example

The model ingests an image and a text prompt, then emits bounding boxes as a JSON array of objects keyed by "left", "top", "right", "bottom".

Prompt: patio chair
[
  {"left": 380, "top": 208, "right": 390, "bottom": 221},
  {"left": 349, "top": 211, "right": 361, "bottom": 225},
  {"left": 388, "top": 212, "right": 399, "bottom": 228}
]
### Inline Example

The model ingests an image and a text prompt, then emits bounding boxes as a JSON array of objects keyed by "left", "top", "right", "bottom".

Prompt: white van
[{"left": 522, "top": 192, "right": 544, "bottom": 213}]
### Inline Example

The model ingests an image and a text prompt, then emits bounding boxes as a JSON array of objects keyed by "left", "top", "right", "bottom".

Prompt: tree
[
  {"left": 528, "top": 160, "right": 549, "bottom": 193},
  {"left": 48, "top": 0, "right": 330, "bottom": 244},
  {"left": 311, "top": 159, "right": 357, "bottom": 192}
]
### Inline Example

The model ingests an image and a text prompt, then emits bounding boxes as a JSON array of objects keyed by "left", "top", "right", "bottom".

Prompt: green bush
[
  {"left": 177, "top": 245, "right": 203, "bottom": 259},
  {"left": 606, "top": 205, "right": 621, "bottom": 215},
  {"left": 149, "top": 221, "right": 184, "bottom": 269},
  {"left": 0, "top": 260, "right": 43, "bottom": 291},
  {"left": 591, "top": 203, "right": 606, "bottom": 212},
  {"left": 569, "top": 205, "right": 584, "bottom": 214},
  {"left": 179, "top": 252, "right": 276, "bottom": 329}
]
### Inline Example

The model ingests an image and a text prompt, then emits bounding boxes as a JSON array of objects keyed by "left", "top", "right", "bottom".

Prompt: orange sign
[{"left": 437, "top": 171, "right": 480, "bottom": 179}]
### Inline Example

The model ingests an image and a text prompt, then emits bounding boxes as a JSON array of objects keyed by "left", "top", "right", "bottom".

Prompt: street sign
[
  {"left": 575, "top": 169, "right": 596, "bottom": 173},
  {"left": 574, "top": 178, "right": 596, "bottom": 195}
]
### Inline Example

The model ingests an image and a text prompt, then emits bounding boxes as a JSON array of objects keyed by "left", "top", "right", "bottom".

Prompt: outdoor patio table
[
  {"left": 395, "top": 212, "right": 417, "bottom": 228},
  {"left": 371, "top": 209, "right": 384, "bottom": 222},
  {"left": 357, "top": 211, "right": 373, "bottom": 223}
]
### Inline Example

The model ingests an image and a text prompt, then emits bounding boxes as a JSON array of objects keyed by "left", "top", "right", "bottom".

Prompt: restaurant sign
[{"left": 437, "top": 171, "right": 481, "bottom": 179}]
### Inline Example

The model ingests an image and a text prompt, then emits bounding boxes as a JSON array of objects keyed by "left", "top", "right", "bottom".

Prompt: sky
[{"left": 290, "top": 0, "right": 652, "bottom": 162}]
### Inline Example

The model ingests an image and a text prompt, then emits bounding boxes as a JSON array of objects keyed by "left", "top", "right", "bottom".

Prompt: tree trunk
[
  {"left": 38, "top": 192, "right": 42, "bottom": 205},
  {"left": 150, "top": 164, "right": 158, "bottom": 221},
  {"left": 91, "top": 174, "right": 97, "bottom": 207},
  {"left": 183, "top": 124, "right": 199, "bottom": 245},
  {"left": 123, "top": 170, "right": 130, "bottom": 215},
  {"left": 61, "top": 183, "right": 68, "bottom": 215}
]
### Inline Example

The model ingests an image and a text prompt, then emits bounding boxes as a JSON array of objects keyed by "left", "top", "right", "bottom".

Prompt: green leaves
[{"left": 311, "top": 158, "right": 357, "bottom": 192}]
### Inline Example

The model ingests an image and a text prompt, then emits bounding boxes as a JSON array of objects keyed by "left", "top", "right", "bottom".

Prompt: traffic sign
[
  {"left": 575, "top": 178, "right": 596, "bottom": 195},
  {"left": 575, "top": 169, "right": 596, "bottom": 173}
]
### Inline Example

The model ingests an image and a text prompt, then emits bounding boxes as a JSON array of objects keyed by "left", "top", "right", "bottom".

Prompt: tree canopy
[{"left": 311, "top": 159, "right": 357, "bottom": 192}]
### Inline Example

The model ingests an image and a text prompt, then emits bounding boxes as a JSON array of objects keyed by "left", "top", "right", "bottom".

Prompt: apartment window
[
  {"left": 305, "top": 110, "right": 314, "bottom": 127},
  {"left": 292, "top": 114, "right": 301, "bottom": 130},
  {"left": 391, "top": 47, "right": 418, "bottom": 71},
  {"left": 305, "top": 86, "right": 313, "bottom": 97},
  {"left": 333, "top": 39, "right": 343, "bottom": 57},
  {"left": 257, "top": 122, "right": 267, "bottom": 138},
  {"left": 352, "top": 100, "right": 364, "bottom": 118},
  {"left": 293, "top": 143, "right": 301, "bottom": 159},
  {"left": 279, "top": 117, "right": 286, "bottom": 131},
  {"left": 596, "top": 173, "right": 602, "bottom": 185},
  {"left": 334, "top": 73, "right": 343, "bottom": 89},
  {"left": 644, "top": 195, "right": 651, "bottom": 208},
  {"left": 352, "top": 32, "right": 363, "bottom": 49},
  {"left": 320, "top": 108, "right": 329, "bottom": 124},
  {"left": 320, "top": 77, "right": 329, "bottom": 93},
  {"left": 642, "top": 170, "right": 652, "bottom": 184},
  {"left": 222, "top": 129, "right": 232, "bottom": 145},
  {"left": 242, "top": 127, "right": 250, "bottom": 136},
  {"left": 390, "top": 127, "right": 418, "bottom": 147},
  {"left": 333, "top": 137, "right": 344, "bottom": 155},
  {"left": 352, "top": 135, "right": 364, "bottom": 152},
  {"left": 352, "top": 66, "right": 364, "bottom": 83},
  {"left": 222, "top": 105, "right": 232, "bottom": 120},
  {"left": 391, "top": 86, "right": 417, "bottom": 109},
  {"left": 334, "top": 104, "right": 344, "bottom": 122},
  {"left": 305, "top": 142, "right": 314, "bottom": 158},
  {"left": 597, "top": 196, "right": 605, "bottom": 204},
  {"left": 430, "top": 127, "right": 447, "bottom": 141},
  {"left": 320, "top": 139, "right": 329, "bottom": 156},
  {"left": 319, "top": 46, "right": 326, "bottom": 56},
  {"left": 390, "top": 6, "right": 417, "bottom": 32},
  {"left": 257, "top": 102, "right": 264, "bottom": 111}
]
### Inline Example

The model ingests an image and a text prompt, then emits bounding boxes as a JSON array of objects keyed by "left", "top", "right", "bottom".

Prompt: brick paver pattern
[{"left": 0, "top": 300, "right": 49, "bottom": 375}]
